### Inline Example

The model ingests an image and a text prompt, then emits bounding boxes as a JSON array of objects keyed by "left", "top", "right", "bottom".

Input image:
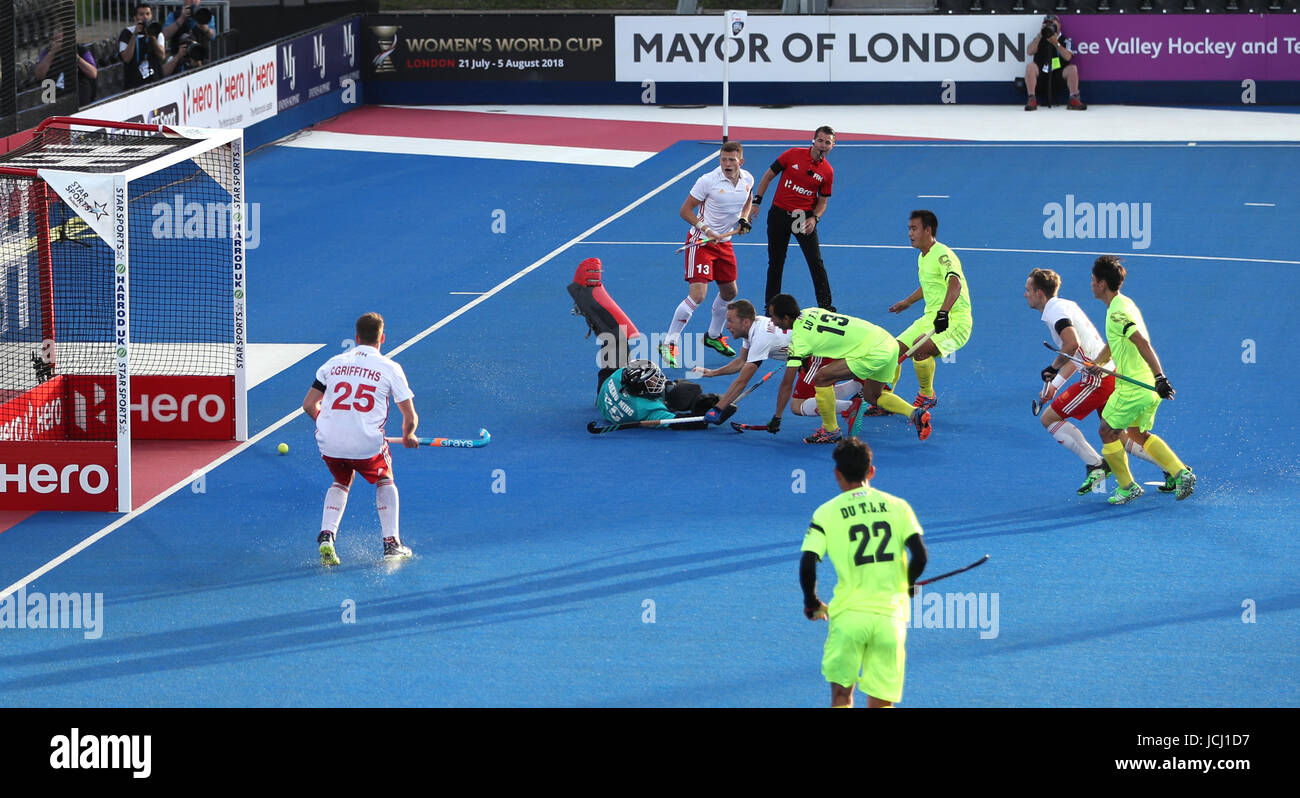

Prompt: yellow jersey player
[
  {"left": 769, "top": 293, "right": 933, "bottom": 443},
  {"left": 801, "top": 437, "right": 928, "bottom": 707},
  {"left": 876, "top": 209, "right": 973, "bottom": 416},
  {"left": 1088, "top": 255, "right": 1195, "bottom": 504}
]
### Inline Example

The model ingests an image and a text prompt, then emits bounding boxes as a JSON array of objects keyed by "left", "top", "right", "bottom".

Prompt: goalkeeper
[{"left": 597, "top": 360, "right": 733, "bottom": 430}]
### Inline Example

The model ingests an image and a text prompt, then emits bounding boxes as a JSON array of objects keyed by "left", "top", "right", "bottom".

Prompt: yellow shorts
[
  {"left": 897, "top": 313, "right": 972, "bottom": 358},
  {"left": 1101, "top": 386, "right": 1160, "bottom": 432},
  {"left": 846, "top": 337, "right": 903, "bottom": 385},
  {"left": 821, "top": 610, "right": 908, "bottom": 704}
]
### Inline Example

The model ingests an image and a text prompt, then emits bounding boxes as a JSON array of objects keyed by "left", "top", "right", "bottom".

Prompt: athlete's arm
[
  {"left": 889, "top": 286, "right": 924, "bottom": 314},
  {"left": 679, "top": 192, "right": 722, "bottom": 241},
  {"left": 1130, "top": 330, "right": 1165, "bottom": 379},
  {"left": 748, "top": 167, "right": 779, "bottom": 221},
  {"left": 714, "top": 360, "right": 759, "bottom": 410},
  {"left": 302, "top": 384, "right": 324, "bottom": 421},
  {"left": 396, "top": 398, "right": 419, "bottom": 448},
  {"left": 940, "top": 273, "right": 962, "bottom": 313},
  {"left": 905, "top": 533, "right": 928, "bottom": 593},
  {"left": 799, "top": 551, "right": 827, "bottom": 619},
  {"left": 1054, "top": 325, "right": 1082, "bottom": 383},
  {"left": 700, "top": 348, "right": 748, "bottom": 378},
  {"left": 772, "top": 363, "right": 800, "bottom": 421}
]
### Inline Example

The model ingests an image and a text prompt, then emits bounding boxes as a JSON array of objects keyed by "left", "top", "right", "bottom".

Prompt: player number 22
[
  {"left": 849, "top": 521, "right": 894, "bottom": 566},
  {"left": 330, "top": 381, "right": 377, "bottom": 412}
]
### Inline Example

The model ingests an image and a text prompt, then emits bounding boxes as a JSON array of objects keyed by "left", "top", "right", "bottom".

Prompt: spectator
[
  {"left": 163, "top": 0, "right": 218, "bottom": 53},
  {"left": 163, "top": 34, "right": 207, "bottom": 76},
  {"left": 119, "top": 3, "right": 166, "bottom": 90},
  {"left": 35, "top": 30, "right": 98, "bottom": 106},
  {"left": 1025, "top": 14, "right": 1086, "bottom": 111}
]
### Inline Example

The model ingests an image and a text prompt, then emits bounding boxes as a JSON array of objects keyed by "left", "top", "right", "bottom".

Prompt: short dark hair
[
  {"left": 356, "top": 312, "right": 384, "bottom": 345},
  {"left": 833, "top": 437, "right": 872, "bottom": 482},
  {"left": 133, "top": 2, "right": 151, "bottom": 14},
  {"left": 721, "top": 141, "right": 743, "bottom": 155},
  {"left": 1092, "top": 255, "right": 1126, "bottom": 292},
  {"left": 727, "top": 299, "right": 756, "bottom": 321},
  {"left": 910, "top": 210, "right": 938, "bottom": 236},
  {"left": 814, "top": 126, "right": 835, "bottom": 140},
  {"left": 1029, "top": 268, "right": 1061, "bottom": 298},
  {"left": 767, "top": 293, "right": 800, "bottom": 321}
]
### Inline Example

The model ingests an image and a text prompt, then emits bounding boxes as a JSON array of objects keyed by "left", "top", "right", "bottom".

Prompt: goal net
[{"left": 0, "top": 116, "right": 247, "bottom": 511}]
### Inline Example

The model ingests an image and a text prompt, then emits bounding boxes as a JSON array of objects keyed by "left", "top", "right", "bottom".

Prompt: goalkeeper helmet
[{"left": 622, "top": 360, "right": 666, "bottom": 397}]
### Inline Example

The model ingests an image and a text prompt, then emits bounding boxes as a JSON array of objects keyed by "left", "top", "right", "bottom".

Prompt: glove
[
  {"left": 738, "top": 218, "right": 752, "bottom": 235},
  {"left": 908, "top": 583, "right": 917, "bottom": 599},
  {"left": 704, "top": 406, "right": 724, "bottom": 425},
  {"left": 1041, "top": 364, "right": 1060, "bottom": 383},
  {"left": 804, "top": 602, "right": 829, "bottom": 621},
  {"left": 767, "top": 415, "right": 782, "bottom": 434},
  {"left": 933, "top": 310, "right": 949, "bottom": 334},
  {"left": 1154, "top": 373, "right": 1175, "bottom": 400},
  {"left": 720, "top": 404, "right": 738, "bottom": 423}
]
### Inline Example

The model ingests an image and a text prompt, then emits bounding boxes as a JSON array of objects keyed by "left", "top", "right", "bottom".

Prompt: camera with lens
[
  {"left": 147, "top": 21, "right": 162, "bottom": 37},
  {"left": 1040, "top": 18, "right": 1059, "bottom": 41},
  {"left": 195, "top": 8, "right": 213, "bottom": 25},
  {"left": 179, "top": 34, "right": 206, "bottom": 62}
]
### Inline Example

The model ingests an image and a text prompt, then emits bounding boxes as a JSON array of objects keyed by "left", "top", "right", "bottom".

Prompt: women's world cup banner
[
  {"left": 615, "top": 14, "right": 1300, "bottom": 83},
  {"left": 365, "top": 14, "right": 615, "bottom": 82}
]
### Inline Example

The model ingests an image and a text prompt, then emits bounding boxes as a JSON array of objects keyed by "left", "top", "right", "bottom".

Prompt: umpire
[{"left": 751, "top": 126, "right": 836, "bottom": 311}]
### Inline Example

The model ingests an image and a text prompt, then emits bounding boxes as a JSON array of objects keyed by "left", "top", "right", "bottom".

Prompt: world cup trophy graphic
[{"left": 370, "top": 25, "right": 399, "bottom": 74}]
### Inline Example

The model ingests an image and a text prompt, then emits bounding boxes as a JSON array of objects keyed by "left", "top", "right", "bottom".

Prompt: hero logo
[
  {"left": 187, "top": 81, "right": 215, "bottom": 117},
  {"left": 252, "top": 59, "right": 275, "bottom": 93},
  {"left": 0, "top": 464, "right": 110, "bottom": 495},
  {"left": 132, "top": 393, "right": 227, "bottom": 423},
  {"left": 220, "top": 70, "right": 247, "bottom": 106},
  {"left": 73, "top": 383, "right": 109, "bottom": 432}
]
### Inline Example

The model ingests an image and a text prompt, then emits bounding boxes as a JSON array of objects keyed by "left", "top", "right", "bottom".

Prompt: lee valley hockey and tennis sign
[{"left": 615, "top": 16, "right": 1037, "bottom": 82}]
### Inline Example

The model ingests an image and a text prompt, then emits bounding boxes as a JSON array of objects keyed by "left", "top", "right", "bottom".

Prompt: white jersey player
[
  {"left": 302, "top": 312, "right": 419, "bottom": 566},
  {"left": 1026, "top": 269, "right": 1162, "bottom": 495},
  {"left": 659, "top": 141, "right": 756, "bottom": 369}
]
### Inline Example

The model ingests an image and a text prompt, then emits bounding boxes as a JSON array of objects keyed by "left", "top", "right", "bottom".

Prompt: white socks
[
  {"left": 708, "top": 293, "right": 728, "bottom": 339},
  {"left": 377, "top": 480, "right": 400, "bottom": 542},
  {"left": 1049, "top": 420, "right": 1103, "bottom": 467},
  {"left": 666, "top": 296, "right": 698, "bottom": 344},
  {"left": 320, "top": 482, "right": 350, "bottom": 535}
]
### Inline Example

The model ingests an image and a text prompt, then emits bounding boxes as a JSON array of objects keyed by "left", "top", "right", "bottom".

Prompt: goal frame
[{"left": 0, "top": 116, "right": 247, "bottom": 512}]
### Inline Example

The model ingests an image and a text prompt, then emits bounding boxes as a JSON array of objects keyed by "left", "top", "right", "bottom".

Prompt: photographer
[
  {"left": 35, "top": 29, "right": 99, "bottom": 106},
  {"left": 164, "top": 34, "right": 207, "bottom": 76},
  {"left": 163, "top": 0, "right": 218, "bottom": 52},
  {"left": 1024, "top": 14, "right": 1086, "bottom": 111},
  {"left": 118, "top": 3, "right": 165, "bottom": 89}
]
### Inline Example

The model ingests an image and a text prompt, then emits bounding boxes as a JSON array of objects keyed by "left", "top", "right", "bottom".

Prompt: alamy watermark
[
  {"left": 905, "top": 584, "right": 999, "bottom": 639},
  {"left": 597, "top": 329, "right": 714, "bottom": 372},
  {"left": 1042, "top": 194, "right": 1151, "bottom": 250},
  {"left": 151, "top": 195, "right": 260, "bottom": 249},
  {"left": 0, "top": 587, "right": 103, "bottom": 639}
]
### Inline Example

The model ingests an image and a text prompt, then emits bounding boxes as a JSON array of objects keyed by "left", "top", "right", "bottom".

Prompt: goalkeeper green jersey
[{"left": 801, "top": 484, "right": 923, "bottom": 620}]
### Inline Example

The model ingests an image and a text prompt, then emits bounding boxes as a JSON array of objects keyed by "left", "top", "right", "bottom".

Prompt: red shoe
[
  {"left": 1024, "top": 96, "right": 1038, "bottom": 111},
  {"left": 912, "top": 393, "right": 938, "bottom": 411},
  {"left": 1068, "top": 96, "right": 1088, "bottom": 111},
  {"left": 911, "top": 409, "right": 932, "bottom": 442}
]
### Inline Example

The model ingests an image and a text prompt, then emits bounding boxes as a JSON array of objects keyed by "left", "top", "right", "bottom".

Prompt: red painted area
[
  {"left": 0, "top": 511, "right": 35, "bottom": 534},
  {"left": 314, "top": 107, "right": 942, "bottom": 149},
  {"left": 130, "top": 440, "right": 241, "bottom": 508}
]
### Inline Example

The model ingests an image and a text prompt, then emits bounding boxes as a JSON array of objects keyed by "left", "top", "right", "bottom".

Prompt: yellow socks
[
  {"left": 1102, "top": 439, "right": 1135, "bottom": 488},
  {"left": 914, "top": 357, "right": 936, "bottom": 397},
  {"left": 875, "top": 390, "right": 917, "bottom": 419},
  {"left": 1141, "top": 434, "right": 1186, "bottom": 474},
  {"left": 815, "top": 386, "right": 839, "bottom": 432}
]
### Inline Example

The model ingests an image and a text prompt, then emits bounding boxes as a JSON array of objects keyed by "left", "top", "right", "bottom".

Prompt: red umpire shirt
[{"left": 769, "top": 147, "right": 834, "bottom": 213}]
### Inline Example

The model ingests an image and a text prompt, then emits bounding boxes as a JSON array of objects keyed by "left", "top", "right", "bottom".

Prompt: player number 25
[
  {"left": 330, "top": 381, "right": 377, "bottom": 412},
  {"left": 848, "top": 521, "right": 894, "bottom": 566}
]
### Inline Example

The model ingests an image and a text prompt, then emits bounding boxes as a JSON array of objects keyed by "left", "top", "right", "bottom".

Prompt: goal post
[{"left": 0, "top": 116, "right": 247, "bottom": 512}]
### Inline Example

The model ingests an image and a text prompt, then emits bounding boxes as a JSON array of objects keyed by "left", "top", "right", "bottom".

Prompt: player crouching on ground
[
  {"left": 597, "top": 359, "right": 735, "bottom": 430},
  {"left": 303, "top": 312, "right": 419, "bottom": 566}
]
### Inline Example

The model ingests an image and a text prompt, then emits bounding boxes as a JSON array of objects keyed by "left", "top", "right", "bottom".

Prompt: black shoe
[{"left": 383, "top": 536, "right": 412, "bottom": 560}]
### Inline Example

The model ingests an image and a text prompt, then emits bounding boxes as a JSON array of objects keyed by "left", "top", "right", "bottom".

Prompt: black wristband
[{"left": 753, "top": 194, "right": 762, "bottom": 205}]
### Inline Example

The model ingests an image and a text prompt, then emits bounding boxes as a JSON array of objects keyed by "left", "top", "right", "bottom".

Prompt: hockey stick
[
  {"left": 915, "top": 554, "right": 990, "bottom": 586},
  {"left": 674, "top": 224, "right": 742, "bottom": 255},
  {"left": 730, "top": 422, "right": 770, "bottom": 433},
  {"left": 588, "top": 370, "right": 775, "bottom": 434},
  {"left": 1031, "top": 398, "right": 1043, "bottom": 416},
  {"left": 1042, "top": 341, "right": 1159, "bottom": 394},
  {"left": 898, "top": 330, "right": 934, "bottom": 364},
  {"left": 386, "top": 428, "right": 491, "bottom": 448}
]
